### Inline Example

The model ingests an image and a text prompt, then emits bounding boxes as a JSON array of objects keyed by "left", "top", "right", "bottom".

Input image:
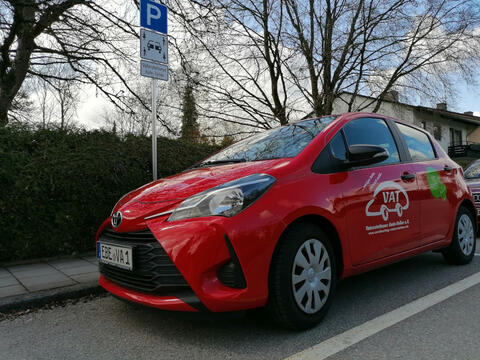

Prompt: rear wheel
[
  {"left": 268, "top": 223, "right": 337, "bottom": 330},
  {"left": 442, "top": 206, "right": 476, "bottom": 265}
]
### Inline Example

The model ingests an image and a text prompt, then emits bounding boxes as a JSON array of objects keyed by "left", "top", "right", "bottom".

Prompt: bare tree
[
  {"left": 282, "top": 0, "right": 480, "bottom": 116},
  {"left": 0, "top": 0, "right": 142, "bottom": 126},
  {"left": 168, "top": 0, "right": 301, "bottom": 131},
  {"left": 34, "top": 77, "right": 54, "bottom": 128},
  {"left": 167, "top": 0, "right": 480, "bottom": 130},
  {"left": 100, "top": 73, "right": 181, "bottom": 138},
  {"left": 3, "top": 0, "right": 479, "bottom": 136}
]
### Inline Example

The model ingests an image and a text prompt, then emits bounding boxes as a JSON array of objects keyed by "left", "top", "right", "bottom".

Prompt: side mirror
[{"left": 346, "top": 144, "right": 389, "bottom": 167}]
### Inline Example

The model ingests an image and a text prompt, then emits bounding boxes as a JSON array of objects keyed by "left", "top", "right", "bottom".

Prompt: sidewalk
[{"left": 0, "top": 254, "right": 101, "bottom": 313}]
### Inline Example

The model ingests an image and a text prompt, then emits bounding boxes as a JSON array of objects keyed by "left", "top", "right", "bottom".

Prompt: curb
[{"left": 0, "top": 282, "right": 106, "bottom": 314}]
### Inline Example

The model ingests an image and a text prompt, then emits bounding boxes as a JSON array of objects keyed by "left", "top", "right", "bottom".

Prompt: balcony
[{"left": 448, "top": 142, "right": 480, "bottom": 158}]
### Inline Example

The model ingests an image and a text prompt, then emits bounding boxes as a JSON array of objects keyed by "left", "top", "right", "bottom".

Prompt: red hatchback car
[{"left": 96, "top": 113, "right": 476, "bottom": 329}]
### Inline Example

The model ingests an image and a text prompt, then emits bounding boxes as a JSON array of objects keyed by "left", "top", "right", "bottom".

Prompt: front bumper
[
  {"left": 99, "top": 275, "right": 200, "bottom": 311},
  {"left": 97, "top": 207, "right": 283, "bottom": 312}
]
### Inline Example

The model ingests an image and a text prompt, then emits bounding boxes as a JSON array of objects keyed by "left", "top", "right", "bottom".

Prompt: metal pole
[{"left": 152, "top": 78, "right": 158, "bottom": 181}]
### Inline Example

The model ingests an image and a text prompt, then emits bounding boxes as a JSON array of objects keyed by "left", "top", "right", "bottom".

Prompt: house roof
[
  {"left": 338, "top": 91, "right": 480, "bottom": 126},
  {"left": 414, "top": 106, "right": 480, "bottom": 126}
]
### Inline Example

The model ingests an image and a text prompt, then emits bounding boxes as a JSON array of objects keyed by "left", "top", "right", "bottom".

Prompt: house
[{"left": 332, "top": 92, "right": 480, "bottom": 156}]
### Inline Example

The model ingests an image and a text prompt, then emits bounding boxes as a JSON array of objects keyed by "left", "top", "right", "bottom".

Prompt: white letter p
[{"left": 147, "top": 4, "right": 161, "bottom": 26}]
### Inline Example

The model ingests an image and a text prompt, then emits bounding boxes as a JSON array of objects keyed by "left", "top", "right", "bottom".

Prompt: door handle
[
  {"left": 444, "top": 165, "right": 453, "bottom": 172},
  {"left": 401, "top": 172, "right": 415, "bottom": 181}
]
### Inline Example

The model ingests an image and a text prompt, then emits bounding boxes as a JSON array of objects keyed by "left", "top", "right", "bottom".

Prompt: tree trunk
[
  {"left": 0, "top": 104, "right": 8, "bottom": 126},
  {"left": 321, "top": 0, "right": 334, "bottom": 116},
  {"left": 60, "top": 93, "right": 65, "bottom": 129},
  {"left": 0, "top": 3, "right": 36, "bottom": 126}
]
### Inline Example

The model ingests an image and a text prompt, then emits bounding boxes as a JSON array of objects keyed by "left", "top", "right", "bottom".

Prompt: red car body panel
[{"left": 96, "top": 112, "right": 475, "bottom": 312}]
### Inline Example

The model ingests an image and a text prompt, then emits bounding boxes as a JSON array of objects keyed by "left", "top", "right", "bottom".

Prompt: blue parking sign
[{"left": 140, "top": 0, "right": 168, "bottom": 34}]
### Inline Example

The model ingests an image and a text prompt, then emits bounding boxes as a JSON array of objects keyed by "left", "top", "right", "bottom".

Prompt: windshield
[
  {"left": 203, "top": 117, "right": 337, "bottom": 164},
  {"left": 464, "top": 162, "right": 480, "bottom": 179}
]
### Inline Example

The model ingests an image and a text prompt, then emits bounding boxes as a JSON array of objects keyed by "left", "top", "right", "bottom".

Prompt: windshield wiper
[{"left": 194, "top": 158, "right": 247, "bottom": 168}]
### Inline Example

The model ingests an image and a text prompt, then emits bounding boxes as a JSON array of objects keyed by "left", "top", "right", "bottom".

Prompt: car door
[
  {"left": 395, "top": 122, "right": 455, "bottom": 245},
  {"left": 339, "top": 117, "right": 421, "bottom": 265}
]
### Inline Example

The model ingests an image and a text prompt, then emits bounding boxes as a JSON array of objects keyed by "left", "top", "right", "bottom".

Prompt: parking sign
[{"left": 140, "top": 0, "right": 168, "bottom": 34}]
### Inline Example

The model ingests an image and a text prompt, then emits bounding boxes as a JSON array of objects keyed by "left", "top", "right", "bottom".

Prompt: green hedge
[{"left": 0, "top": 125, "right": 220, "bottom": 263}]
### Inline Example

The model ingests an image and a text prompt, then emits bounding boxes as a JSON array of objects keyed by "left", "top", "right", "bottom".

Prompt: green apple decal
[{"left": 426, "top": 166, "right": 447, "bottom": 200}]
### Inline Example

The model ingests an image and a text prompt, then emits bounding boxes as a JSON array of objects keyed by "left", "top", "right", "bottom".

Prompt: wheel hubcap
[
  {"left": 458, "top": 214, "right": 474, "bottom": 256},
  {"left": 291, "top": 239, "right": 331, "bottom": 314}
]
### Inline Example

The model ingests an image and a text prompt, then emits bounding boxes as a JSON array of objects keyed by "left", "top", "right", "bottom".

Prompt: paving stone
[
  {"left": 18, "top": 273, "right": 75, "bottom": 292},
  {"left": 58, "top": 264, "right": 98, "bottom": 276},
  {"left": 0, "top": 284, "right": 27, "bottom": 298},
  {"left": 82, "top": 256, "right": 98, "bottom": 265},
  {"left": 26, "top": 280, "right": 77, "bottom": 292},
  {"left": 7, "top": 264, "right": 58, "bottom": 278},
  {"left": 0, "top": 268, "right": 11, "bottom": 278},
  {"left": 49, "top": 259, "right": 93, "bottom": 271},
  {"left": 70, "top": 272, "right": 99, "bottom": 284},
  {"left": 0, "top": 275, "right": 20, "bottom": 287}
]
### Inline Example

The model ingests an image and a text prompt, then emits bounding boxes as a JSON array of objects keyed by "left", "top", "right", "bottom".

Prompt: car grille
[{"left": 98, "top": 228, "right": 188, "bottom": 293}]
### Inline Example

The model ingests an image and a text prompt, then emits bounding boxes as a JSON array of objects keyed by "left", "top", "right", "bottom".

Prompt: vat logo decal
[
  {"left": 364, "top": 180, "right": 410, "bottom": 235},
  {"left": 365, "top": 181, "right": 409, "bottom": 221}
]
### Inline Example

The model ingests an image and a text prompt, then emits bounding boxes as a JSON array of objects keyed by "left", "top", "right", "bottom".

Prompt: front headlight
[{"left": 168, "top": 173, "right": 276, "bottom": 222}]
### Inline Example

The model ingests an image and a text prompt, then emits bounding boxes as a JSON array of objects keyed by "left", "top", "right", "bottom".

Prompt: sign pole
[
  {"left": 152, "top": 78, "right": 158, "bottom": 181},
  {"left": 140, "top": 0, "right": 168, "bottom": 182}
]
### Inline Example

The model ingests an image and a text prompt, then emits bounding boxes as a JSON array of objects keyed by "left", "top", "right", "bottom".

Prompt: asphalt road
[{"left": 1, "top": 242, "right": 480, "bottom": 360}]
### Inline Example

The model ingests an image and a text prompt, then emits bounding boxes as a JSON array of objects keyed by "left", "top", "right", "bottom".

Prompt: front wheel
[
  {"left": 442, "top": 206, "right": 476, "bottom": 265},
  {"left": 268, "top": 223, "right": 337, "bottom": 330}
]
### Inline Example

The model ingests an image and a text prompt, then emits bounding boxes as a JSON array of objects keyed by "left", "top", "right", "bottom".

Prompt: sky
[{"left": 454, "top": 77, "right": 480, "bottom": 115}]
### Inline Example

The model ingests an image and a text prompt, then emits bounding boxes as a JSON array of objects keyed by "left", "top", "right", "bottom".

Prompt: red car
[{"left": 96, "top": 113, "right": 476, "bottom": 329}]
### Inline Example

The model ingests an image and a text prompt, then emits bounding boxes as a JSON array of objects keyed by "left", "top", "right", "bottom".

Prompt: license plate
[{"left": 97, "top": 242, "right": 133, "bottom": 270}]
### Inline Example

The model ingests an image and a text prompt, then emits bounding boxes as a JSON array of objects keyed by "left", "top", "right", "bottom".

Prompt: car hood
[{"left": 112, "top": 159, "right": 289, "bottom": 222}]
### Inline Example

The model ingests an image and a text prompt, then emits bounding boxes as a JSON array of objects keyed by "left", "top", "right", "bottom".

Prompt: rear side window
[
  {"left": 343, "top": 117, "right": 400, "bottom": 165},
  {"left": 396, "top": 123, "right": 435, "bottom": 161}
]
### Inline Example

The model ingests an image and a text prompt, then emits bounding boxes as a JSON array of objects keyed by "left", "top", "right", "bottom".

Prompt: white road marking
[
  {"left": 475, "top": 253, "right": 480, "bottom": 256},
  {"left": 286, "top": 271, "right": 480, "bottom": 360}
]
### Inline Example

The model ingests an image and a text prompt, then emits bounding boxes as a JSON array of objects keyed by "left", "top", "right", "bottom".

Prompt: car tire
[
  {"left": 267, "top": 222, "right": 337, "bottom": 330},
  {"left": 442, "top": 206, "right": 476, "bottom": 265}
]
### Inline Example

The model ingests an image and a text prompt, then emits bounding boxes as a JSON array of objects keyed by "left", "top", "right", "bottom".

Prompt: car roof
[{"left": 295, "top": 112, "right": 431, "bottom": 136}]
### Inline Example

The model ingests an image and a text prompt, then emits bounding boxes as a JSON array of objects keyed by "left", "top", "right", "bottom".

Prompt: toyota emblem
[{"left": 111, "top": 211, "right": 123, "bottom": 228}]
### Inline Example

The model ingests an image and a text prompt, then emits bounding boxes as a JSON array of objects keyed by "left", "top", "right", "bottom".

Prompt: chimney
[
  {"left": 436, "top": 102, "right": 447, "bottom": 110},
  {"left": 464, "top": 111, "right": 474, "bottom": 116},
  {"left": 384, "top": 90, "right": 399, "bottom": 102}
]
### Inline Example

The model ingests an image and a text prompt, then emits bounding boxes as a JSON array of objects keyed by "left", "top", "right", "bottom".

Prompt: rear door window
[
  {"left": 343, "top": 117, "right": 400, "bottom": 165},
  {"left": 396, "top": 123, "right": 436, "bottom": 161}
]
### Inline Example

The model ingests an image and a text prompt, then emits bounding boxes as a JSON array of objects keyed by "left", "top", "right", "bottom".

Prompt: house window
[{"left": 433, "top": 125, "right": 442, "bottom": 141}]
